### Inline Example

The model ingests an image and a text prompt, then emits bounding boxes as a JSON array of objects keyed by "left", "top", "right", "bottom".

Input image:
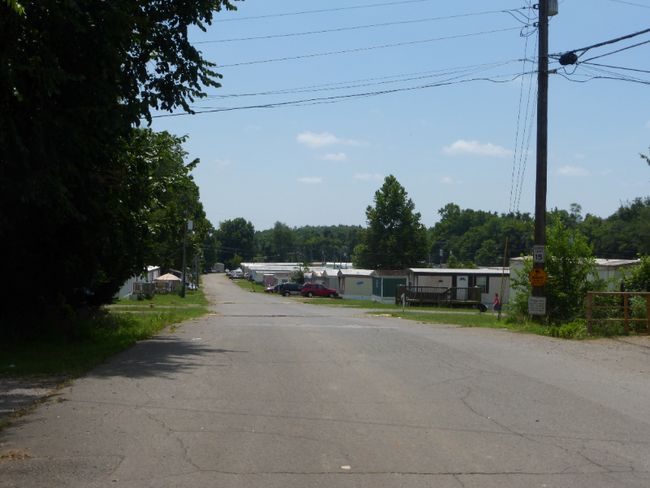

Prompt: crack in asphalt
[{"left": 457, "top": 385, "right": 639, "bottom": 476}]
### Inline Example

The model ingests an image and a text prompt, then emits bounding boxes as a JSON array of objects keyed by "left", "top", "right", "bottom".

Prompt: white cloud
[
  {"left": 297, "top": 131, "right": 367, "bottom": 148},
  {"left": 646, "top": 120, "right": 650, "bottom": 129},
  {"left": 214, "top": 158, "right": 231, "bottom": 167},
  {"left": 574, "top": 153, "right": 585, "bottom": 159},
  {"left": 354, "top": 173, "right": 383, "bottom": 181},
  {"left": 443, "top": 140, "right": 511, "bottom": 157},
  {"left": 441, "top": 177, "right": 454, "bottom": 185},
  {"left": 558, "top": 166, "right": 588, "bottom": 176},
  {"left": 298, "top": 177, "right": 322, "bottom": 184},
  {"left": 318, "top": 153, "right": 348, "bottom": 161}
]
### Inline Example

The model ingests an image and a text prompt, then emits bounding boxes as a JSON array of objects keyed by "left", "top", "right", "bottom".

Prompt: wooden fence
[{"left": 586, "top": 292, "right": 650, "bottom": 334}]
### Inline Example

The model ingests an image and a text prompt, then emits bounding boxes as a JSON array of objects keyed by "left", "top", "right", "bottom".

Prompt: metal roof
[{"left": 407, "top": 268, "right": 510, "bottom": 276}]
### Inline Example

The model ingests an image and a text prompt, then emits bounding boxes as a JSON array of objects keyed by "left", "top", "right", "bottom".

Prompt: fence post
[
  {"left": 646, "top": 294, "right": 650, "bottom": 333},
  {"left": 623, "top": 293, "right": 629, "bottom": 334},
  {"left": 587, "top": 292, "right": 592, "bottom": 335}
]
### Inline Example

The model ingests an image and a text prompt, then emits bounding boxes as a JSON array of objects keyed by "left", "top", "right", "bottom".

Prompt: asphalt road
[{"left": 1, "top": 274, "right": 649, "bottom": 487}]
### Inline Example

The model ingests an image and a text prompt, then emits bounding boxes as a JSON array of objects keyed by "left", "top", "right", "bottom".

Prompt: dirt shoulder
[{"left": 0, "top": 376, "right": 70, "bottom": 426}]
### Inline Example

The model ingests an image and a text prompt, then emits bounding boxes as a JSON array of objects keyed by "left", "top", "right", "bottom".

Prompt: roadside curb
[{"left": 0, "top": 376, "right": 70, "bottom": 428}]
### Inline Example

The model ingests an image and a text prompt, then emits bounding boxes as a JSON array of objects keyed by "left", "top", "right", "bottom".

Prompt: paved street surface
[{"left": 1, "top": 274, "right": 649, "bottom": 487}]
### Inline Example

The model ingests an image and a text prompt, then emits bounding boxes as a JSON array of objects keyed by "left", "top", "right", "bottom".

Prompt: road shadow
[{"left": 84, "top": 334, "right": 248, "bottom": 380}]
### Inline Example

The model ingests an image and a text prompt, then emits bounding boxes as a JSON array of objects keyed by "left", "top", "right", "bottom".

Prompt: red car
[
  {"left": 301, "top": 283, "right": 339, "bottom": 298},
  {"left": 264, "top": 284, "right": 281, "bottom": 293}
]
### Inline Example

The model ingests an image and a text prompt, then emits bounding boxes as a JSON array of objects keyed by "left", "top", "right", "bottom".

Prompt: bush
[
  {"left": 545, "top": 320, "right": 587, "bottom": 339},
  {"left": 509, "top": 219, "right": 605, "bottom": 325}
]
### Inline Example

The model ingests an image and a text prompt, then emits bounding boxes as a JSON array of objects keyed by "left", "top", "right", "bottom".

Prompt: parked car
[
  {"left": 264, "top": 285, "right": 276, "bottom": 293},
  {"left": 301, "top": 283, "right": 339, "bottom": 298},
  {"left": 277, "top": 282, "right": 303, "bottom": 296}
]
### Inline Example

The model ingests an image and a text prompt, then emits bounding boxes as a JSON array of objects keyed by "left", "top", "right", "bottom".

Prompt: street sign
[
  {"left": 533, "top": 245, "right": 546, "bottom": 264},
  {"left": 528, "top": 297, "right": 547, "bottom": 315},
  {"left": 528, "top": 268, "right": 547, "bottom": 286},
  {"left": 356, "top": 281, "right": 364, "bottom": 286}
]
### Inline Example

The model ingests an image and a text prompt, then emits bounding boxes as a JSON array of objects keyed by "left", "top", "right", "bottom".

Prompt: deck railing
[{"left": 396, "top": 285, "right": 482, "bottom": 307}]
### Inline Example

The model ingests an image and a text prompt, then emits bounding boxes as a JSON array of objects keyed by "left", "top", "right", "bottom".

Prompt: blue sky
[{"left": 150, "top": 0, "right": 650, "bottom": 232}]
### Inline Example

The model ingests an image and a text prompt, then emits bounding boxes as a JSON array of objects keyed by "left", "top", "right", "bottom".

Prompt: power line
[
  {"left": 152, "top": 68, "right": 533, "bottom": 118},
  {"left": 218, "top": 26, "right": 523, "bottom": 68},
  {"left": 606, "top": 0, "right": 650, "bottom": 8},
  {"left": 205, "top": 60, "right": 522, "bottom": 100},
  {"left": 579, "top": 39, "right": 650, "bottom": 64},
  {"left": 197, "top": 9, "right": 529, "bottom": 44},
  {"left": 212, "top": 0, "right": 441, "bottom": 23},
  {"left": 555, "top": 71, "right": 650, "bottom": 86},
  {"left": 509, "top": 32, "right": 538, "bottom": 216},
  {"left": 579, "top": 61, "right": 650, "bottom": 75},
  {"left": 550, "top": 27, "right": 650, "bottom": 60}
]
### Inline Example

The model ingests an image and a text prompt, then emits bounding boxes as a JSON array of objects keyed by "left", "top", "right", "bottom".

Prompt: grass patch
[
  {"left": 381, "top": 311, "right": 523, "bottom": 329},
  {"left": 233, "top": 279, "right": 266, "bottom": 293},
  {"left": 115, "top": 288, "right": 208, "bottom": 306},
  {"left": 0, "top": 450, "right": 32, "bottom": 462},
  {"left": 300, "top": 296, "right": 478, "bottom": 313},
  {"left": 1, "top": 287, "right": 211, "bottom": 378}
]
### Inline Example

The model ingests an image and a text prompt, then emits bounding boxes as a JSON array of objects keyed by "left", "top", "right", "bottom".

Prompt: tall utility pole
[
  {"left": 530, "top": 1, "right": 556, "bottom": 316},
  {"left": 534, "top": 0, "right": 549, "bottom": 269},
  {"left": 181, "top": 214, "right": 188, "bottom": 298}
]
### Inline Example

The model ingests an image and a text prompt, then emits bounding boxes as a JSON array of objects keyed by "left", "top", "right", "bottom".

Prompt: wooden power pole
[{"left": 529, "top": 0, "right": 555, "bottom": 316}]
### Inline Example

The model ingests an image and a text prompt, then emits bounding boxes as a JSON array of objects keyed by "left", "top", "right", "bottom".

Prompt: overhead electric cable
[
  {"left": 606, "top": 0, "right": 650, "bottom": 8},
  {"left": 550, "top": 27, "right": 650, "bottom": 59},
  {"left": 217, "top": 26, "right": 523, "bottom": 68},
  {"left": 205, "top": 60, "right": 521, "bottom": 100},
  {"left": 509, "top": 33, "right": 537, "bottom": 215},
  {"left": 197, "top": 9, "right": 528, "bottom": 44},
  {"left": 151, "top": 69, "right": 534, "bottom": 118},
  {"left": 213, "top": 0, "right": 442, "bottom": 22},
  {"left": 556, "top": 72, "right": 650, "bottom": 85},
  {"left": 579, "top": 39, "right": 650, "bottom": 63},
  {"left": 579, "top": 62, "right": 650, "bottom": 75}
]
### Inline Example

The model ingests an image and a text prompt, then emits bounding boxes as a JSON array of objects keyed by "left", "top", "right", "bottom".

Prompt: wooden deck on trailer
[{"left": 396, "top": 285, "right": 486, "bottom": 311}]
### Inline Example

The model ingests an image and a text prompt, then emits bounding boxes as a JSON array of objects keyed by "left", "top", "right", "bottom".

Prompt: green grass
[
  {"left": 233, "top": 279, "right": 266, "bottom": 293},
  {"left": 1, "top": 290, "right": 210, "bottom": 378},
  {"left": 381, "top": 311, "right": 547, "bottom": 333},
  {"left": 115, "top": 288, "right": 208, "bottom": 306},
  {"left": 301, "top": 296, "right": 476, "bottom": 312}
]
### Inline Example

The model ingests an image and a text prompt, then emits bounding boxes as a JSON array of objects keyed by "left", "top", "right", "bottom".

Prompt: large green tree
[
  {"left": 1, "top": 0, "right": 237, "bottom": 333},
  {"left": 269, "top": 222, "right": 299, "bottom": 262},
  {"left": 132, "top": 129, "right": 210, "bottom": 271},
  {"left": 429, "top": 204, "right": 533, "bottom": 266},
  {"left": 353, "top": 175, "right": 429, "bottom": 270},
  {"left": 215, "top": 218, "right": 256, "bottom": 264}
]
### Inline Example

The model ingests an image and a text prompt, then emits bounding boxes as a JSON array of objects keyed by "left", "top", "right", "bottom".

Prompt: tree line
[{"left": 210, "top": 169, "right": 650, "bottom": 271}]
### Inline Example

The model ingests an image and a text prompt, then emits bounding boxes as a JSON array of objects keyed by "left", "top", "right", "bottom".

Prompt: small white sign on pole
[
  {"left": 528, "top": 297, "right": 547, "bottom": 315},
  {"left": 533, "top": 245, "right": 546, "bottom": 264}
]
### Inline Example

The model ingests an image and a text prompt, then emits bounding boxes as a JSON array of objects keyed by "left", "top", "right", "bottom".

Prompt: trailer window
[{"left": 476, "top": 276, "right": 487, "bottom": 293}]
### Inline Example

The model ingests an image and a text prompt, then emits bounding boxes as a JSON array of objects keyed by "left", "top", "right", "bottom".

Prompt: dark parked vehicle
[
  {"left": 301, "top": 283, "right": 339, "bottom": 298},
  {"left": 278, "top": 282, "right": 303, "bottom": 296}
]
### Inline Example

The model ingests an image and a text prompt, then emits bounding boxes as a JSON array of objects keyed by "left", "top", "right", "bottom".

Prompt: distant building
[
  {"left": 114, "top": 266, "right": 162, "bottom": 299},
  {"left": 371, "top": 270, "right": 407, "bottom": 304},
  {"left": 404, "top": 267, "right": 510, "bottom": 306},
  {"left": 508, "top": 257, "right": 640, "bottom": 301}
]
